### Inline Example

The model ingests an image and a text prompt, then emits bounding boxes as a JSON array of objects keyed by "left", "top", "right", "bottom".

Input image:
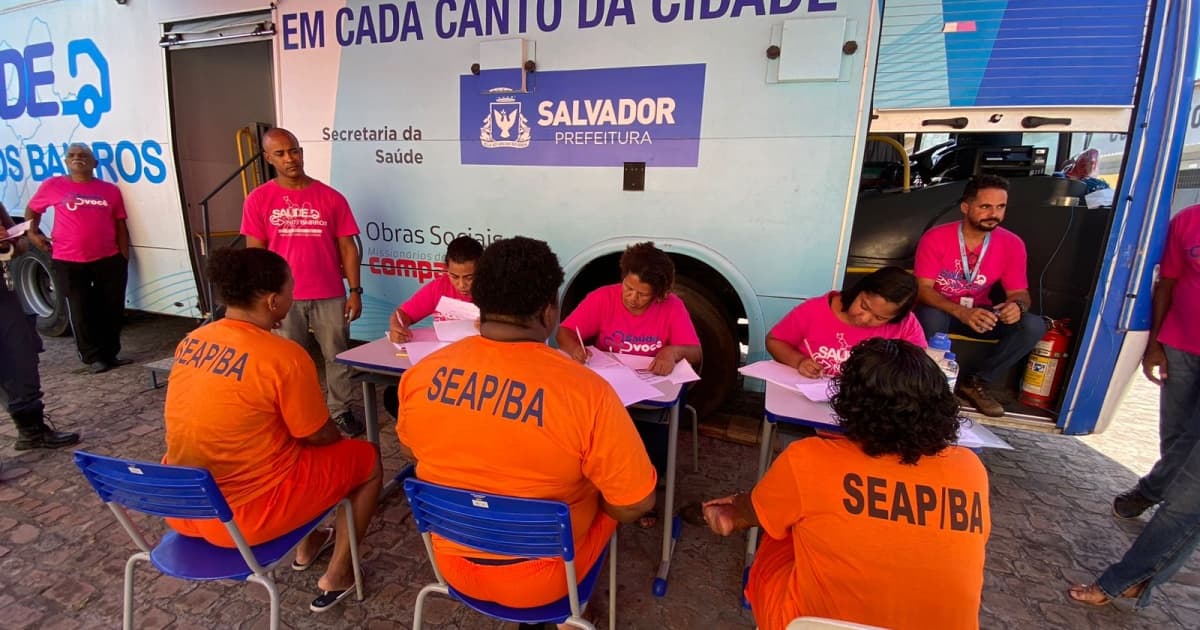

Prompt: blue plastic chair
[
  {"left": 403, "top": 478, "right": 616, "bottom": 629},
  {"left": 73, "top": 451, "right": 363, "bottom": 630}
]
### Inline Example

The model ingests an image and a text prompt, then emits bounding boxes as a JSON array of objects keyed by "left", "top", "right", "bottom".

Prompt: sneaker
[
  {"left": 955, "top": 376, "right": 1005, "bottom": 417},
  {"left": 334, "top": 411, "right": 365, "bottom": 438},
  {"left": 87, "top": 361, "right": 113, "bottom": 374},
  {"left": 1113, "top": 487, "right": 1157, "bottom": 519}
]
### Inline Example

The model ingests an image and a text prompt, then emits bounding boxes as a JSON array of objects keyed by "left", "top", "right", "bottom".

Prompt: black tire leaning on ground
[
  {"left": 673, "top": 277, "right": 739, "bottom": 420},
  {"left": 9, "top": 244, "right": 70, "bottom": 337}
]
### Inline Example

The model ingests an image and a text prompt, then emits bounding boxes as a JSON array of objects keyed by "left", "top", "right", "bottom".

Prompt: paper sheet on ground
[
  {"left": 609, "top": 352, "right": 701, "bottom": 386},
  {"left": 433, "top": 318, "right": 479, "bottom": 342},
  {"left": 2, "top": 223, "right": 29, "bottom": 242},
  {"left": 434, "top": 296, "right": 480, "bottom": 320},
  {"left": 739, "top": 359, "right": 832, "bottom": 400},
  {"left": 958, "top": 418, "right": 1013, "bottom": 450}
]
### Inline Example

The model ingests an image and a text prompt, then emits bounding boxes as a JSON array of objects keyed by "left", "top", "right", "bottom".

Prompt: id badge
[{"left": 959, "top": 296, "right": 974, "bottom": 309}]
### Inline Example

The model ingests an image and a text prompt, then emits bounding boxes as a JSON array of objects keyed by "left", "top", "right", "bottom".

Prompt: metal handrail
[{"left": 197, "top": 150, "right": 262, "bottom": 316}]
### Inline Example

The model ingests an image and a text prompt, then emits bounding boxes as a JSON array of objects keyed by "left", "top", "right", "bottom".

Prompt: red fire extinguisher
[{"left": 1020, "top": 318, "right": 1072, "bottom": 410}]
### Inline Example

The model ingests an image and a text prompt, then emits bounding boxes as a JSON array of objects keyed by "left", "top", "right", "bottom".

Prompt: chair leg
[
  {"left": 687, "top": 404, "right": 700, "bottom": 473},
  {"left": 342, "top": 498, "right": 364, "bottom": 601},
  {"left": 608, "top": 533, "right": 617, "bottom": 630},
  {"left": 122, "top": 551, "right": 149, "bottom": 630},
  {"left": 413, "top": 583, "right": 449, "bottom": 630},
  {"left": 249, "top": 575, "right": 281, "bottom": 630}
]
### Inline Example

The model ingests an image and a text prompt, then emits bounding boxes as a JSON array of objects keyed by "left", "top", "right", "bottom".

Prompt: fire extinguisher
[{"left": 1020, "top": 318, "right": 1072, "bottom": 410}]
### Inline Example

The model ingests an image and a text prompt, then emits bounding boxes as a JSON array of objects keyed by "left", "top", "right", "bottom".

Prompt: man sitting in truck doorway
[
  {"left": 25, "top": 143, "right": 131, "bottom": 374},
  {"left": 913, "top": 174, "right": 1047, "bottom": 417},
  {"left": 241, "top": 128, "right": 366, "bottom": 437}
]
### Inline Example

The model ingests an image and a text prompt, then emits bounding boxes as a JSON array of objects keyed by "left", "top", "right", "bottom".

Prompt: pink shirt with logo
[
  {"left": 400, "top": 274, "right": 473, "bottom": 323},
  {"left": 27, "top": 176, "right": 127, "bottom": 263},
  {"left": 562, "top": 283, "right": 700, "bottom": 357},
  {"left": 914, "top": 222, "right": 1029, "bottom": 308},
  {"left": 769, "top": 291, "right": 928, "bottom": 374},
  {"left": 1158, "top": 204, "right": 1200, "bottom": 355},
  {"left": 240, "top": 180, "right": 360, "bottom": 301}
]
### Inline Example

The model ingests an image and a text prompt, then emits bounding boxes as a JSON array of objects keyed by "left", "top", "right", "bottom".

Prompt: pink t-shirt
[
  {"left": 400, "top": 274, "right": 473, "bottom": 323},
  {"left": 27, "top": 176, "right": 127, "bottom": 263},
  {"left": 769, "top": 291, "right": 928, "bottom": 374},
  {"left": 915, "top": 222, "right": 1029, "bottom": 308},
  {"left": 240, "top": 180, "right": 360, "bottom": 301},
  {"left": 1158, "top": 204, "right": 1200, "bottom": 355},
  {"left": 562, "top": 283, "right": 700, "bottom": 357}
]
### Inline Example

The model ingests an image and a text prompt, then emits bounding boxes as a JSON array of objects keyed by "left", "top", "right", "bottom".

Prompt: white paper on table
[
  {"left": 402, "top": 341, "right": 451, "bottom": 365},
  {"left": 2, "top": 223, "right": 29, "bottom": 242},
  {"left": 584, "top": 346, "right": 623, "bottom": 369},
  {"left": 958, "top": 418, "right": 1013, "bottom": 450},
  {"left": 434, "top": 296, "right": 480, "bottom": 320},
  {"left": 610, "top": 352, "right": 701, "bottom": 385},
  {"left": 739, "top": 359, "right": 826, "bottom": 395},
  {"left": 589, "top": 364, "right": 664, "bottom": 407},
  {"left": 795, "top": 379, "right": 834, "bottom": 402},
  {"left": 433, "top": 318, "right": 479, "bottom": 342}
]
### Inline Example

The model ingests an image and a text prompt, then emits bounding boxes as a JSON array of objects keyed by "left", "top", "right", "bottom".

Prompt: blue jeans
[
  {"left": 914, "top": 305, "right": 1047, "bottom": 384},
  {"left": 1137, "top": 345, "right": 1200, "bottom": 502},
  {"left": 1098, "top": 347, "right": 1200, "bottom": 606}
]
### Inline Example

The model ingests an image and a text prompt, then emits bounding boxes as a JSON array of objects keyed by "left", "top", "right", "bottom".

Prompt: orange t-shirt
[
  {"left": 397, "top": 335, "right": 657, "bottom": 558},
  {"left": 163, "top": 318, "right": 329, "bottom": 507},
  {"left": 751, "top": 435, "right": 990, "bottom": 630}
]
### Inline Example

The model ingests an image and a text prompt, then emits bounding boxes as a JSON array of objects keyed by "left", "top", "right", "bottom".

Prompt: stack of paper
[
  {"left": 2, "top": 223, "right": 29, "bottom": 242},
  {"left": 739, "top": 360, "right": 833, "bottom": 402},
  {"left": 432, "top": 296, "right": 481, "bottom": 342}
]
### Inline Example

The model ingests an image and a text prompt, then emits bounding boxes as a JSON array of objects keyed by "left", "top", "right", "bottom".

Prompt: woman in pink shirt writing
[
  {"left": 557, "top": 242, "right": 702, "bottom": 528},
  {"left": 768, "top": 266, "right": 927, "bottom": 378},
  {"left": 387, "top": 236, "right": 483, "bottom": 343}
]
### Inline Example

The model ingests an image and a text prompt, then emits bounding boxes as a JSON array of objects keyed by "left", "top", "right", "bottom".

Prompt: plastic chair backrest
[
  {"left": 73, "top": 451, "right": 232, "bottom": 521},
  {"left": 403, "top": 478, "right": 575, "bottom": 561}
]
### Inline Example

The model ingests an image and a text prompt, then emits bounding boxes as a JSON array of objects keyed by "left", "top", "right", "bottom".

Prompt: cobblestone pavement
[{"left": 1, "top": 314, "right": 1198, "bottom": 629}]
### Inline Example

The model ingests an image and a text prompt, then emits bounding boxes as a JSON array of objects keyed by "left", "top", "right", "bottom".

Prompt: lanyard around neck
[{"left": 957, "top": 223, "right": 991, "bottom": 286}]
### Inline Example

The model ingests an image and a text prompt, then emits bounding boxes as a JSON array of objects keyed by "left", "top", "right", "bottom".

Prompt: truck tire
[
  {"left": 10, "top": 246, "right": 70, "bottom": 337},
  {"left": 673, "top": 279, "right": 738, "bottom": 420}
]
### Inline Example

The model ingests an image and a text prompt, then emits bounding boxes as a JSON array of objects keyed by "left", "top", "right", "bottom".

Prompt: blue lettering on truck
[
  {"left": 0, "top": 36, "right": 165, "bottom": 185},
  {"left": 281, "top": 0, "right": 838, "bottom": 48}
]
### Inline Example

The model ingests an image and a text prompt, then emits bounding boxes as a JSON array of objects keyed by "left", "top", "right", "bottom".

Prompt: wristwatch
[
  {"left": 1016, "top": 301, "right": 1028, "bottom": 315},
  {"left": 348, "top": 287, "right": 364, "bottom": 295}
]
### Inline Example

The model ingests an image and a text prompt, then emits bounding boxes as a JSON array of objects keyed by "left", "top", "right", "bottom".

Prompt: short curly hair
[
  {"left": 207, "top": 247, "right": 290, "bottom": 308},
  {"left": 471, "top": 236, "right": 564, "bottom": 321},
  {"left": 618, "top": 242, "right": 674, "bottom": 299},
  {"left": 830, "top": 338, "right": 962, "bottom": 465}
]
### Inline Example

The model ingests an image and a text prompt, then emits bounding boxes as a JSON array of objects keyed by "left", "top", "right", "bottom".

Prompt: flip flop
[
  {"left": 1067, "top": 582, "right": 1146, "bottom": 606},
  {"left": 309, "top": 585, "right": 356, "bottom": 613},
  {"left": 291, "top": 528, "right": 335, "bottom": 571},
  {"left": 636, "top": 510, "right": 659, "bottom": 530}
]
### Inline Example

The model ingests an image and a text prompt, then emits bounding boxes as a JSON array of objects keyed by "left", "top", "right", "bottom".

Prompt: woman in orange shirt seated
[
  {"left": 162, "top": 248, "right": 381, "bottom": 613},
  {"left": 703, "top": 338, "right": 990, "bottom": 630}
]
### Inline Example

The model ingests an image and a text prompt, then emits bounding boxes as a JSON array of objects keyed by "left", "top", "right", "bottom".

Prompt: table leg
[
  {"left": 744, "top": 415, "right": 774, "bottom": 606},
  {"left": 653, "top": 403, "right": 681, "bottom": 597},
  {"left": 361, "top": 380, "right": 404, "bottom": 500}
]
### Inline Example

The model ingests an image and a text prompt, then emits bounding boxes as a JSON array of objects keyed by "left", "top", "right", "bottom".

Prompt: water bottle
[
  {"left": 925, "top": 332, "right": 951, "bottom": 366},
  {"left": 942, "top": 351, "right": 959, "bottom": 392}
]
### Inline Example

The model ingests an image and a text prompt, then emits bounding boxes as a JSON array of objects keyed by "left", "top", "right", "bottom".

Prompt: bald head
[{"left": 261, "top": 128, "right": 307, "bottom": 184}]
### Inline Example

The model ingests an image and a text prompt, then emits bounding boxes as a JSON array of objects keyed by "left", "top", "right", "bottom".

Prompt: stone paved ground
[{"left": 1, "top": 314, "right": 1198, "bottom": 629}]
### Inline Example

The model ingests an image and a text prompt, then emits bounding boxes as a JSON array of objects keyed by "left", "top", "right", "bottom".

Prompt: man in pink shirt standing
[
  {"left": 25, "top": 143, "right": 131, "bottom": 374},
  {"left": 241, "top": 128, "right": 365, "bottom": 437},
  {"left": 1069, "top": 203, "right": 1200, "bottom": 608},
  {"left": 913, "top": 174, "right": 1046, "bottom": 417}
]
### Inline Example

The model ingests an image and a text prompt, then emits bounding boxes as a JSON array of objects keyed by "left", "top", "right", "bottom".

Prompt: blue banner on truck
[{"left": 459, "top": 64, "right": 706, "bottom": 167}]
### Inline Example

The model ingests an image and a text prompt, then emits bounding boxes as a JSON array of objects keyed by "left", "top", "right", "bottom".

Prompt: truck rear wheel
[
  {"left": 11, "top": 247, "right": 70, "bottom": 337},
  {"left": 674, "top": 279, "right": 738, "bottom": 420}
]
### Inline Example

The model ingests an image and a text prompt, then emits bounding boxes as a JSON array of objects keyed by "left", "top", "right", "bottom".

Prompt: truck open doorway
[{"left": 164, "top": 12, "right": 275, "bottom": 316}]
